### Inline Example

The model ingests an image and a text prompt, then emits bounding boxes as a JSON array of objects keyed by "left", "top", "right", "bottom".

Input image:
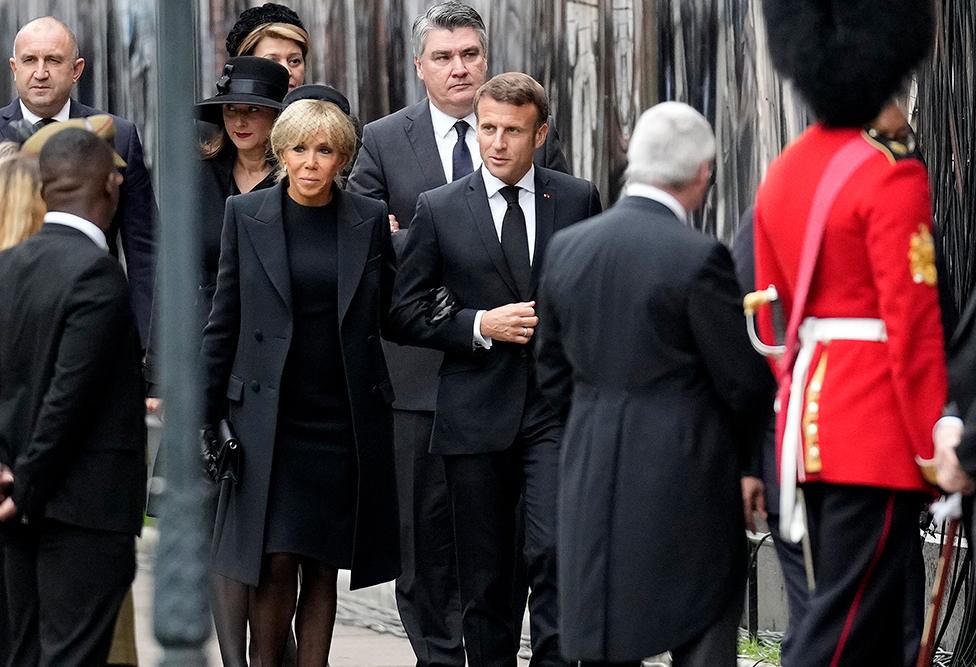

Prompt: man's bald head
[
  {"left": 10, "top": 17, "right": 85, "bottom": 118},
  {"left": 13, "top": 17, "right": 79, "bottom": 59},
  {"left": 40, "top": 128, "right": 121, "bottom": 231}
]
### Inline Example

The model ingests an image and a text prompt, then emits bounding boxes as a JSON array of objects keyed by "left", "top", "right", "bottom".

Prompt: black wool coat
[
  {"left": 199, "top": 182, "right": 400, "bottom": 588},
  {"left": 535, "top": 196, "right": 773, "bottom": 661}
]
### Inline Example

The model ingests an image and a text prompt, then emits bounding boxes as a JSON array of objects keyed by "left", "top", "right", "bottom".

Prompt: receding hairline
[{"left": 12, "top": 16, "right": 81, "bottom": 60}]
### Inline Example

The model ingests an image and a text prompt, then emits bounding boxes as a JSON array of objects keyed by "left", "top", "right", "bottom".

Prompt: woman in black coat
[
  {"left": 200, "top": 98, "right": 399, "bottom": 665},
  {"left": 145, "top": 55, "right": 288, "bottom": 666}
]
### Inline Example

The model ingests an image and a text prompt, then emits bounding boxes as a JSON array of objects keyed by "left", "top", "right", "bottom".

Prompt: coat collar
[
  {"left": 240, "top": 181, "right": 372, "bottom": 322},
  {"left": 403, "top": 98, "right": 448, "bottom": 190}
]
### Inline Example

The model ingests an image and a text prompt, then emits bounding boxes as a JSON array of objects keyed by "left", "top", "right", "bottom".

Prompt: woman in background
[
  {"left": 0, "top": 140, "right": 43, "bottom": 667},
  {"left": 0, "top": 150, "right": 44, "bottom": 251},
  {"left": 144, "top": 55, "right": 289, "bottom": 667},
  {"left": 226, "top": 2, "right": 309, "bottom": 91}
]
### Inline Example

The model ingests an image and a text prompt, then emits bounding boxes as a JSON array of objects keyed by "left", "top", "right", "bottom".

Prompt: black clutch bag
[{"left": 200, "top": 419, "right": 241, "bottom": 484}]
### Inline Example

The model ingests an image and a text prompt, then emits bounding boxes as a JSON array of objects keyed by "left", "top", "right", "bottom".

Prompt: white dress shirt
[
  {"left": 473, "top": 166, "right": 538, "bottom": 349},
  {"left": 44, "top": 211, "right": 109, "bottom": 251},
  {"left": 429, "top": 101, "right": 480, "bottom": 182},
  {"left": 20, "top": 99, "right": 71, "bottom": 125},
  {"left": 624, "top": 182, "right": 688, "bottom": 223}
]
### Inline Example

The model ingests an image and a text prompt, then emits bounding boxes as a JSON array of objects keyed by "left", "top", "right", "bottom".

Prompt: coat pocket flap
[{"left": 226, "top": 374, "right": 244, "bottom": 402}]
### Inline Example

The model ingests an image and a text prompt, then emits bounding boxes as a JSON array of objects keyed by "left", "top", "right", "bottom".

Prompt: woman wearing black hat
[
  {"left": 196, "top": 55, "right": 290, "bottom": 667},
  {"left": 226, "top": 2, "right": 309, "bottom": 91},
  {"left": 200, "top": 98, "right": 399, "bottom": 666},
  {"left": 144, "top": 54, "right": 290, "bottom": 667}
]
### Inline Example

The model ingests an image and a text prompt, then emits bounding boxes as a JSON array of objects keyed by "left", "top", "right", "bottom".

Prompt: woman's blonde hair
[
  {"left": 0, "top": 153, "right": 45, "bottom": 251},
  {"left": 238, "top": 23, "right": 309, "bottom": 58},
  {"left": 270, "top": 99, "right": 357, "bottom": 183}
]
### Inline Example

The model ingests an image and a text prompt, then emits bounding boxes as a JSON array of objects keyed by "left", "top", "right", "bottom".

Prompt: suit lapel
[
  {"left": 404, "top": 99, "right": 448, "bottom": 189},
  {"left": 335, "top": 189, "right": 372, "bottom": 323},
  {"left": 466, "top": 170, "right": 520, "bottom": 299},
  {"left": 530, "top": 170, "right": 555, "bottom": 297},
  {"left": 0, "top": 100, "right": 24, "bottom": 141},
  {"left": 241, "top": 183, "right": 292, "bottom": 313}
]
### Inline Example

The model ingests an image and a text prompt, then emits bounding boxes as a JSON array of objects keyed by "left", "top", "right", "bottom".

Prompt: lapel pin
[{"left": 543, "top": 192, "right": 552, "bottom": 199}]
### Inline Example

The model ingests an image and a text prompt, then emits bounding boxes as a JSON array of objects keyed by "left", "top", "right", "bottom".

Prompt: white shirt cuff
[
  {"left": 934, "top": 415, "right": 965, "bottom": 441},
  {"left": 473, "top": 310, "right": 492, "bottom": 349}
]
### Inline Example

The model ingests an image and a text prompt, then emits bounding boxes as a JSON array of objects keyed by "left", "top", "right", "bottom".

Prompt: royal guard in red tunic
[{"left": 750, "top": 1, "right": 945, "bottom": 665}]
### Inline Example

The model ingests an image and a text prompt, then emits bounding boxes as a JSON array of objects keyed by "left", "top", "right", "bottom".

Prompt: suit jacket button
[
  {"left": 519, "top": 350, "right": 527, "bottom": 358},
  {"left": 254, "top": 330, "right": 264, "bottom": 342},
  {"left": 367, "top": 335, "right": 377, "bottom": 343},
  {"left": 250, "top": 381, "right": 260, "bottom": 393}
]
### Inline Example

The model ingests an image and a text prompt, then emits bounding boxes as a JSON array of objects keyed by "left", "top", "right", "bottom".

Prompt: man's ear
[
  {"left": 9, "top": 57, "right": 16, "bottom": 76},
  {"left": 534, "top": 121, "right": 549, "bottom": 150},
  {"left": 106, "top": 170, "right": 122, "bottom": 197},
  {"left": 72, "top": 57, "right": 86, "bottom": 84},
  {"left": 414, "top": 57, "right": 424, "bottom": 82}
]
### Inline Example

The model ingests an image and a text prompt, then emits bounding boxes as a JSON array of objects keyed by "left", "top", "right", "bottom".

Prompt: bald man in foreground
[{"left": 0, "top": 127, "right": 146, "bottom": 667}]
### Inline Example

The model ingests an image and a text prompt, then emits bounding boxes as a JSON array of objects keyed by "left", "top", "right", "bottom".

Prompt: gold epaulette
[{"left": 862, "top": 127, "right": 920, "bottom": 163}]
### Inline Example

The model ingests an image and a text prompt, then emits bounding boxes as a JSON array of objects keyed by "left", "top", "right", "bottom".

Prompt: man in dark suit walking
[
  {"left": 348, "top": 4, "right": 569, "bottom": 663},
  {"left": 392, "top": 72, "right": 601, "bottom": 667},
  {"left": 1, "top": 16, "right": 157, "bottom": 346},
  {"left": 0, "top": 126, "right": 146, "bottom": 667},
  {"left": 535, "top": 102, "right": 772, "bottom": 666}
]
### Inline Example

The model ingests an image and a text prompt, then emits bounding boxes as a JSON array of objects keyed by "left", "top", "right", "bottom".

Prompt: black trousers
[
  {"left": 394, "top": 409, "right": 465, "bottom": 667},
  {"left": 789, "top": 483, "right": 924, "bottom": 667},
  {"left": 3, "top": 520, "right": 135, "bottom": 667},
  {"left": 443, "top": 394, "right": 566, "bottom": 667}
]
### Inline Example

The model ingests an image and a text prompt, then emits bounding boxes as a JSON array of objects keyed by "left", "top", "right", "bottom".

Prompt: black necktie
[
  {"left": 500, "top": 185, "right": 531, "bottom": 299},
  {"left": 451, "top": 120, "right": 473, "bottom": 181},
  {"left": 33, "top": 117, "right": 56, "bottom": 132}
]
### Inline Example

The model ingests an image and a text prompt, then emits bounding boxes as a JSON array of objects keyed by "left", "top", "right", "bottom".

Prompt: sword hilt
[
  {"left": 743, "top": 285, "right": 785, "bottom": 357},
  {"left": 743, "top": 285, "right": 780, "bottom": 316}
]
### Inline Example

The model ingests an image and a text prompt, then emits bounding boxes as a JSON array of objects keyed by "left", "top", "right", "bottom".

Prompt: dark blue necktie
[
  {"left": 500, "top": 185, "right": 531, "bottom": 299},
  {"left": 32, "top": 117, "right": 56, "bottom": 132},
  {"left": 452, "top": 120, "right": 473, "bottom": 181}
]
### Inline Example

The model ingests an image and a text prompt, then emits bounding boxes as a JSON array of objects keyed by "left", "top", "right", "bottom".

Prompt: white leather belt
[{"left": 780, "top": 317, "right": 887, "bottom": 543}]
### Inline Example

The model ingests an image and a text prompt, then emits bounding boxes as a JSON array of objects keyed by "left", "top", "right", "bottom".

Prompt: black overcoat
[
  {"left": 200, "top": 181, "right": 400, "bottom": 588},
  {"left": 535, "top": 196, "right": 773, "bottom": 660}
]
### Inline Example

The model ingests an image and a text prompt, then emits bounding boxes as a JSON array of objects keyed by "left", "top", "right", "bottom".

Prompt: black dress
[{"left": 263, "top": 190, "right": 357, "bottom": 567}]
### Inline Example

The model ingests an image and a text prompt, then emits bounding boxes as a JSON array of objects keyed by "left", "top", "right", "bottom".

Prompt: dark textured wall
[{"left": 0, "top": 0, "right": 970, "bottom": 274}]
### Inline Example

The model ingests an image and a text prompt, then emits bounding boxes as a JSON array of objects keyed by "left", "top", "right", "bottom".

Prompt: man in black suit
[
  {"left": 1, "top": 16, "right": 157, "bottom": 346},
  {"left": 392, "top": 72, "right": 601, "bottom": 667},
  {"left": 535, "top": 102, "right": 772, "bottom": 666},
  {"left": 347, "top": 4, "right": 569, "bottom": 663},
  {"left": 0, "top": 127, "right": 146, "bottom": 667}
]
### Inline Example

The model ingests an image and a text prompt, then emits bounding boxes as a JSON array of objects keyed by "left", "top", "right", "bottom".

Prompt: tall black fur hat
[
  {"left": 226, "top": 3, "right": 306, "bottom": 57},
  {"left": 762, "top": 0, "right": 934, "bottom": 127}
]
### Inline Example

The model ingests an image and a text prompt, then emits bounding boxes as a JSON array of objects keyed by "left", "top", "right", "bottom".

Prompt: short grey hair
[
  {"left": 625, "top": 102, "right": 715, "bottom": 188},
  {"left": 411, "top": 2, "right": 488, "bottom": 58}
]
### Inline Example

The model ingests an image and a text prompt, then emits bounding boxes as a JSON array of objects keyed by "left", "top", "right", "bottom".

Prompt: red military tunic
[{"left": 754, "top": 123, "right": 946, "bottom": 493}]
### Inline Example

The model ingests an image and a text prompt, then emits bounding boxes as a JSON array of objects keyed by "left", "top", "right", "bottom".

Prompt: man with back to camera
[
  {"left": 0, "top": 125, "right": 147, "bottom": 667},
  {"left": 391, "top": 72, "right": 601, "bottom": 667},
  {"left": 1, "top": 16, "right": 157, "bottom": 346},
  {"left": 534, "top": 102, "right": 773, "bottom": 666},
  {"left": 347, "top": 3, "right": 569, "bottom": 663}
]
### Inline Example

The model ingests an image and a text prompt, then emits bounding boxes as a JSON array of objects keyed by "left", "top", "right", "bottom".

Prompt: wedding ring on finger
[{"left": 522, "top": 327, "right": 528, "bottom": 337}]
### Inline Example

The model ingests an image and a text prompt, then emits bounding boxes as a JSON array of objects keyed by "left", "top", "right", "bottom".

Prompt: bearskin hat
[
  {"left": 762, "top": 0, "right": 934, "bottom": 127},
  {"left": 225, "top": 3, "right": 306, "bottom": 57}
]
